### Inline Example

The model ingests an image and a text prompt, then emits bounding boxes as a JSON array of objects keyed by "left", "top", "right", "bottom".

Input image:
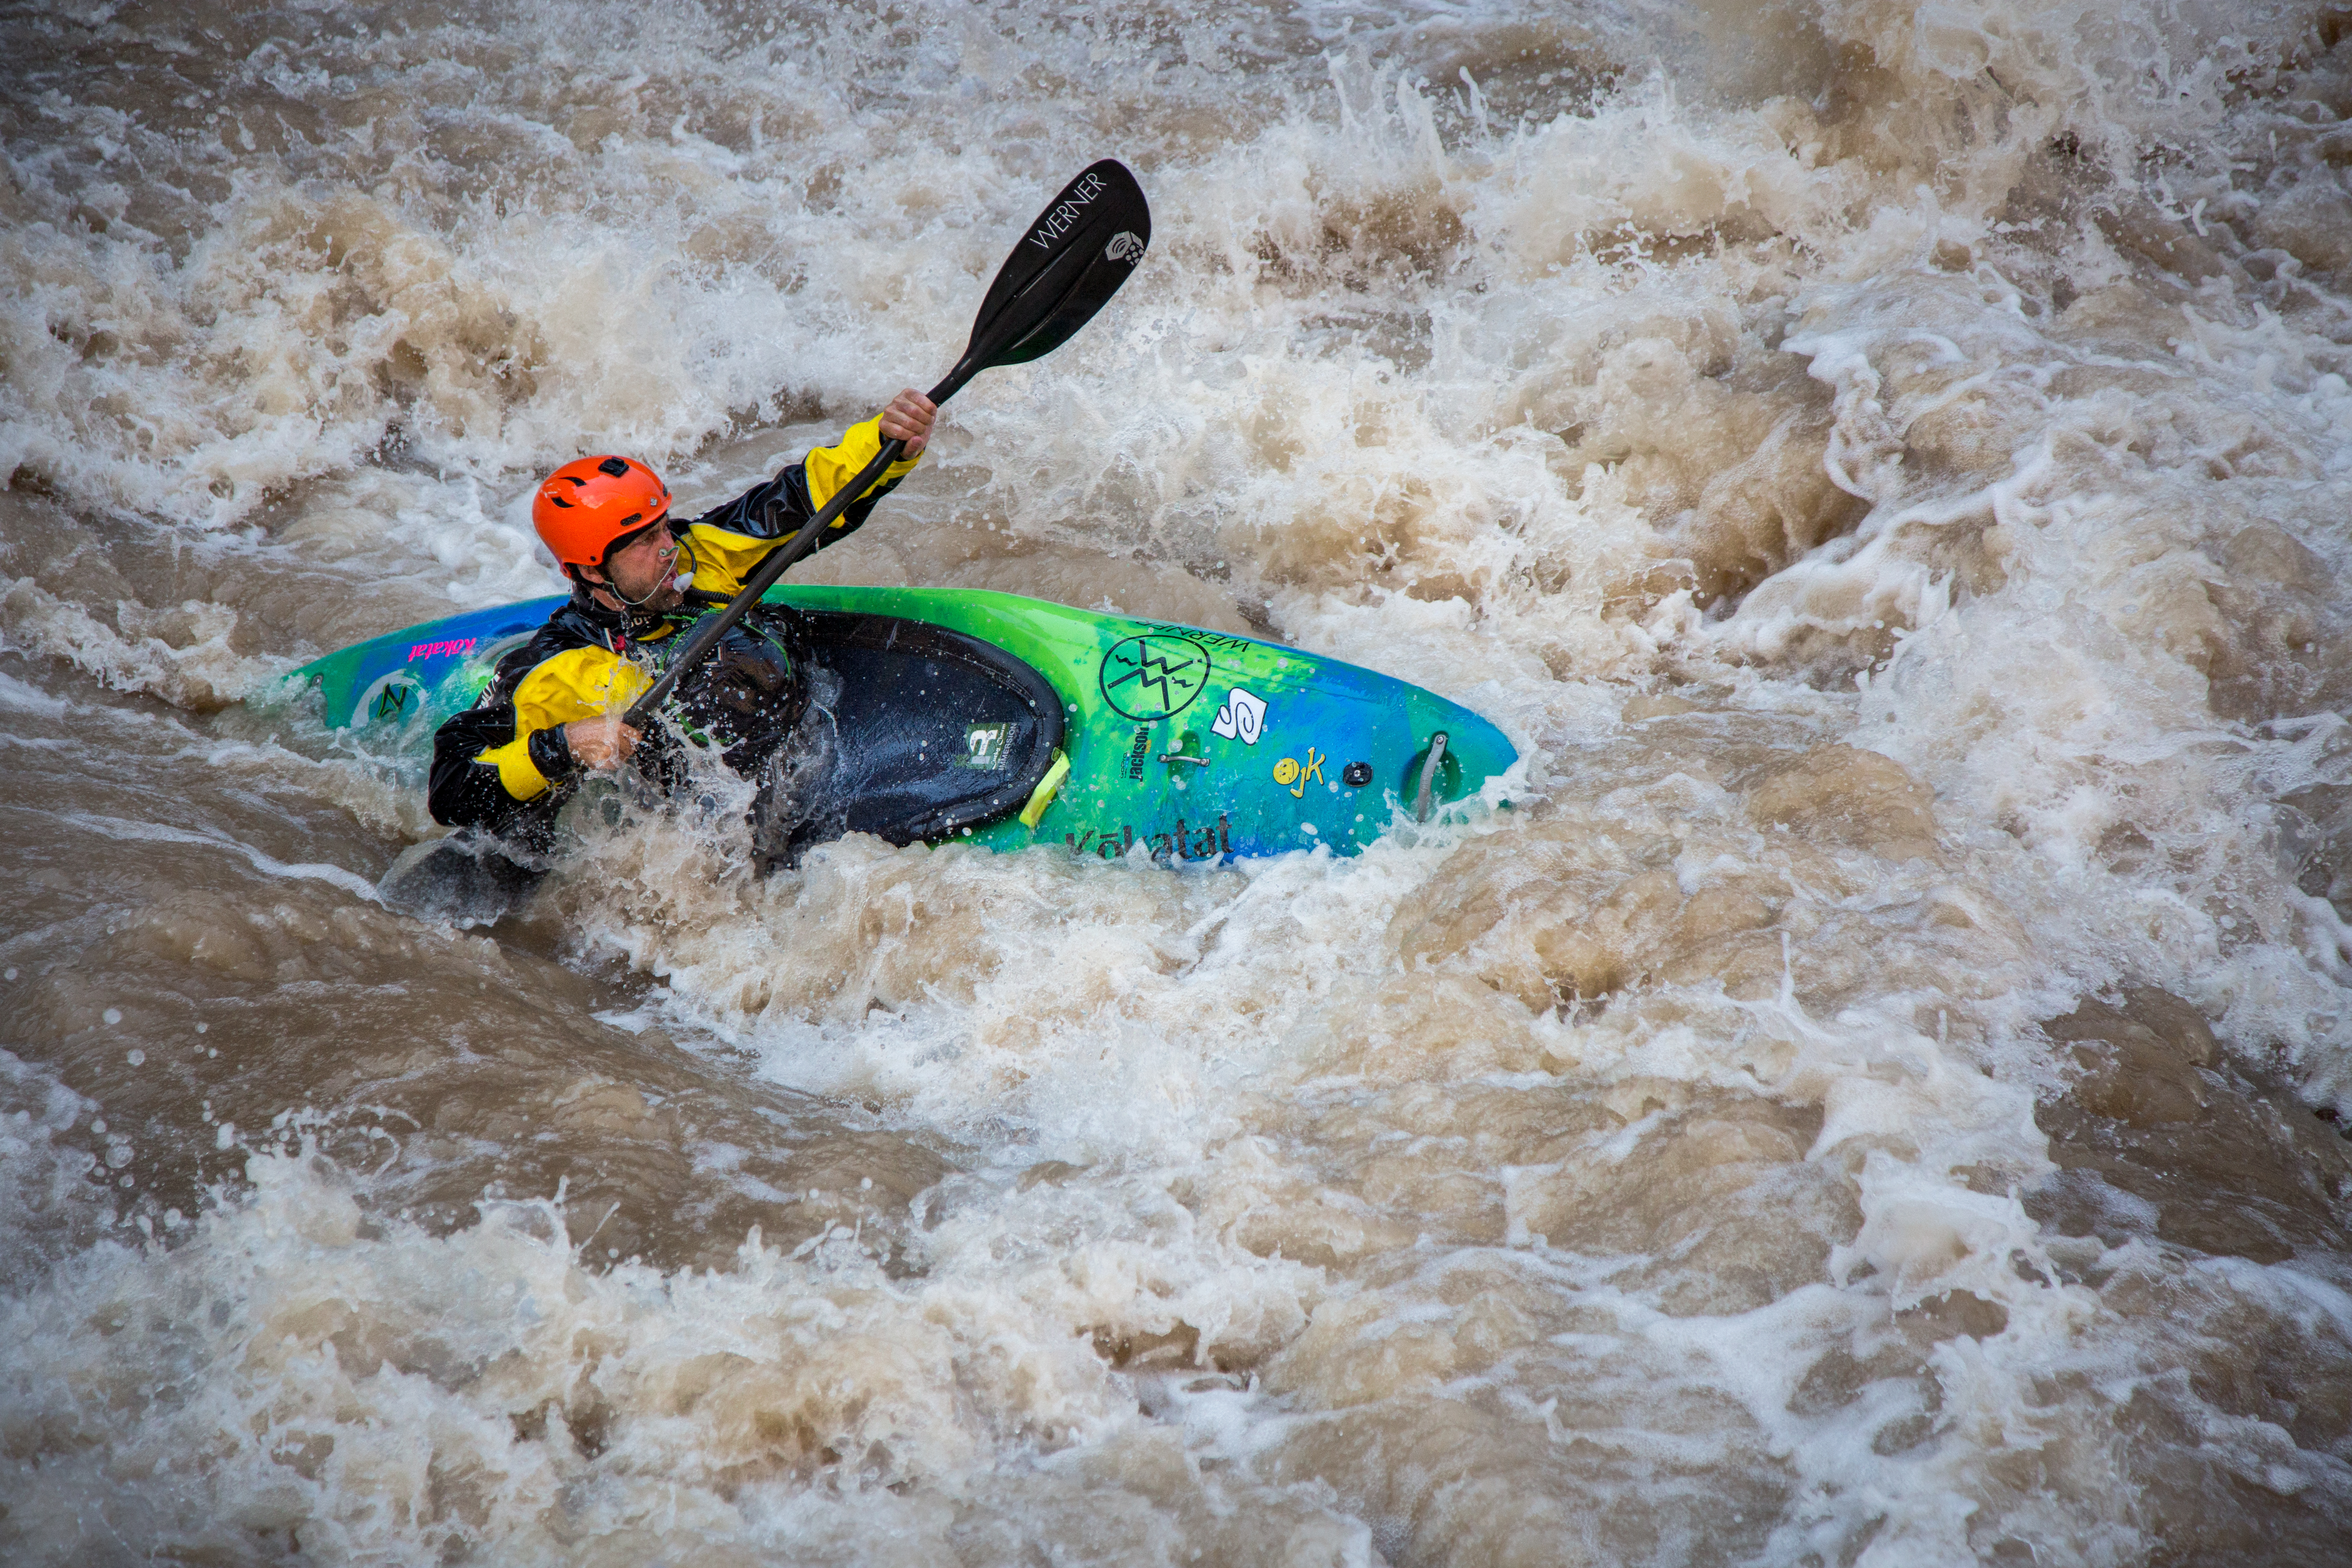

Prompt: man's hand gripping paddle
[{"left": 621, "top": 159, "right": 1152, "bottom": 730}]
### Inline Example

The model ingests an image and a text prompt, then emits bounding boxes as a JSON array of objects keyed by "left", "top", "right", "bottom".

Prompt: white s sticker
[{"left": 1210, "top": 687, "right": 1267, "bottom": 746}]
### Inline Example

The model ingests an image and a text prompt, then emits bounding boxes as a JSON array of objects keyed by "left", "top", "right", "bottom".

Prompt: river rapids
[{"left": 7, "top": 2, "right": 2352, "bottom": 1563}]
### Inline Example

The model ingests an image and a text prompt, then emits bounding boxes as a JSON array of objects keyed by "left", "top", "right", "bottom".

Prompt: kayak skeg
[{"left": 283, "top": 585, "right": 1517, "bottom": 862}]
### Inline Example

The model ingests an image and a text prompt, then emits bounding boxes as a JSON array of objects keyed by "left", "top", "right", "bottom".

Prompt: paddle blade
[{"left": 939, "top": 159, "right": 1150, "bottom": 396}]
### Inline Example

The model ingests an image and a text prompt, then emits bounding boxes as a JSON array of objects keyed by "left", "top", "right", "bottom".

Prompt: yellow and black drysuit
[{"left": 427, "top": 418, "right": 919, "bottom": 849}]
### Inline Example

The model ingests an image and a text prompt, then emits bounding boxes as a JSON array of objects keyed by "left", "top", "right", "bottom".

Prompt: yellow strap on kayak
[{"left": 1019, "top": 750, "right": 1070, "bottom": 830}]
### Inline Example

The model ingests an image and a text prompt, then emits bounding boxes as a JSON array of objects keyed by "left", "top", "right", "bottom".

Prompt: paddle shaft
[{"left": 619, "top": 371, "right": 974, "bottom": 730}]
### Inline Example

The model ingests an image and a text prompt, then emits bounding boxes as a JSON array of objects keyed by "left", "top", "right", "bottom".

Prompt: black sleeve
[{"left": 684, "top": 458, "right": 909, "bottom": 552}]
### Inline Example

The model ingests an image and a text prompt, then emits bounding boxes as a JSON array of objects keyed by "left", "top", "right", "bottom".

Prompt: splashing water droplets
[{"left": 4, "top": 1, "right": 2352, "bottom": 1564}]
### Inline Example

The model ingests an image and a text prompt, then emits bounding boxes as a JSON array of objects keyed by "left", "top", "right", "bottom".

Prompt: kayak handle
[{"left": 1413, "top": 731, "right": 1450, "bottom": 822}]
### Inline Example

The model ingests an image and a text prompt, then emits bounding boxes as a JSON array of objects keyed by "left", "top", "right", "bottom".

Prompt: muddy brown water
[{"left": 7, "top": 2, "right": 2352, "bottom": 1563}]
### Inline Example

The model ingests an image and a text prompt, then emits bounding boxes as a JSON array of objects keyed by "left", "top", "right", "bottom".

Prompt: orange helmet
[{"left": 532, "top": 455, "right": 673, "bottom": 568}]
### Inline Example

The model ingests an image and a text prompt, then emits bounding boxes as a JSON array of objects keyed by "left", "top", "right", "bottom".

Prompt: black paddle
[{"left": 621, "top": 158, "right": 1152, "bottom": 731}]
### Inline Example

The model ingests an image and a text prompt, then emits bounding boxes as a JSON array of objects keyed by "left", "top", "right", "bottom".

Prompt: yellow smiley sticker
[
  {"left": 1291, "top": 747, "right": 1325, "bottom": 798},
  {"left": 1272, "top": 757, "right": 1300, "bottom": 786}
]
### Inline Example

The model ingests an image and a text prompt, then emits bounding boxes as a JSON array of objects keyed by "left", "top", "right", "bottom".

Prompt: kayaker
[{"left": 426, "top": 391, "right": 937, "bottom": 851}]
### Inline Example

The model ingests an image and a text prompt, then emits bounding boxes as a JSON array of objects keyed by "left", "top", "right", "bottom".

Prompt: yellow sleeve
[
  {"left": 682, "top": 526, "right": 783, "bottom": 602},
  {"left": 683, "top": 415, "right": 923, "bottom": 598},
  {"left": 472, "top": 646, "right": 651, "bottom": 801},
  {"left": 804, "top": 414, "right": 922, "bottom": 511}
]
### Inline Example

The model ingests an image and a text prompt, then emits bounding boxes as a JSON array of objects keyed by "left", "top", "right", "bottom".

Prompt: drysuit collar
[{"left": 565, "top": 579, "right": 680, "bottom": 647}]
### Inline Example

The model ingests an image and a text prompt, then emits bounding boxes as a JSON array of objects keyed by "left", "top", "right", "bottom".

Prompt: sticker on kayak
[
  {"left": 355, "top": 669, "right": 424, "bottom": 728},
  {"left": 958, "top": 721, "right": 1014, "bottom": 769},
  {"left": 1100, "top": 633, "right": 1209, "bottom": 721},
  {"left": 1210, "top": 687, "right": 1266, "bottom": 745},
  {"left": 1274, "top": 748, "right": 1327, "bottom": 797}
]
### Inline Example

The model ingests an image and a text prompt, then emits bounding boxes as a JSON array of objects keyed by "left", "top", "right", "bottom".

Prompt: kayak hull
[{"left": 284, "top": 585, "right": 1517, "bottom": 860}]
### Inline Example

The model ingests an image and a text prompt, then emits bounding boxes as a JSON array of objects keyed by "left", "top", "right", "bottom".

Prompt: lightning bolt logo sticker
[{"left": 1099, "top": 633, "right": 1212, "bottom": 721}]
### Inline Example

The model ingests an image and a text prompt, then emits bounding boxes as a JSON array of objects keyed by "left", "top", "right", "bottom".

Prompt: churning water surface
[{"left": 7, "top": 1, "right": 2352, "bottom": 1563}]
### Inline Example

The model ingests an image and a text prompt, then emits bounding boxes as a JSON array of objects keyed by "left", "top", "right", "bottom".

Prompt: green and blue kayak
[{"left": 285, "top": 584, "right": 1515, "bottom": 861}]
